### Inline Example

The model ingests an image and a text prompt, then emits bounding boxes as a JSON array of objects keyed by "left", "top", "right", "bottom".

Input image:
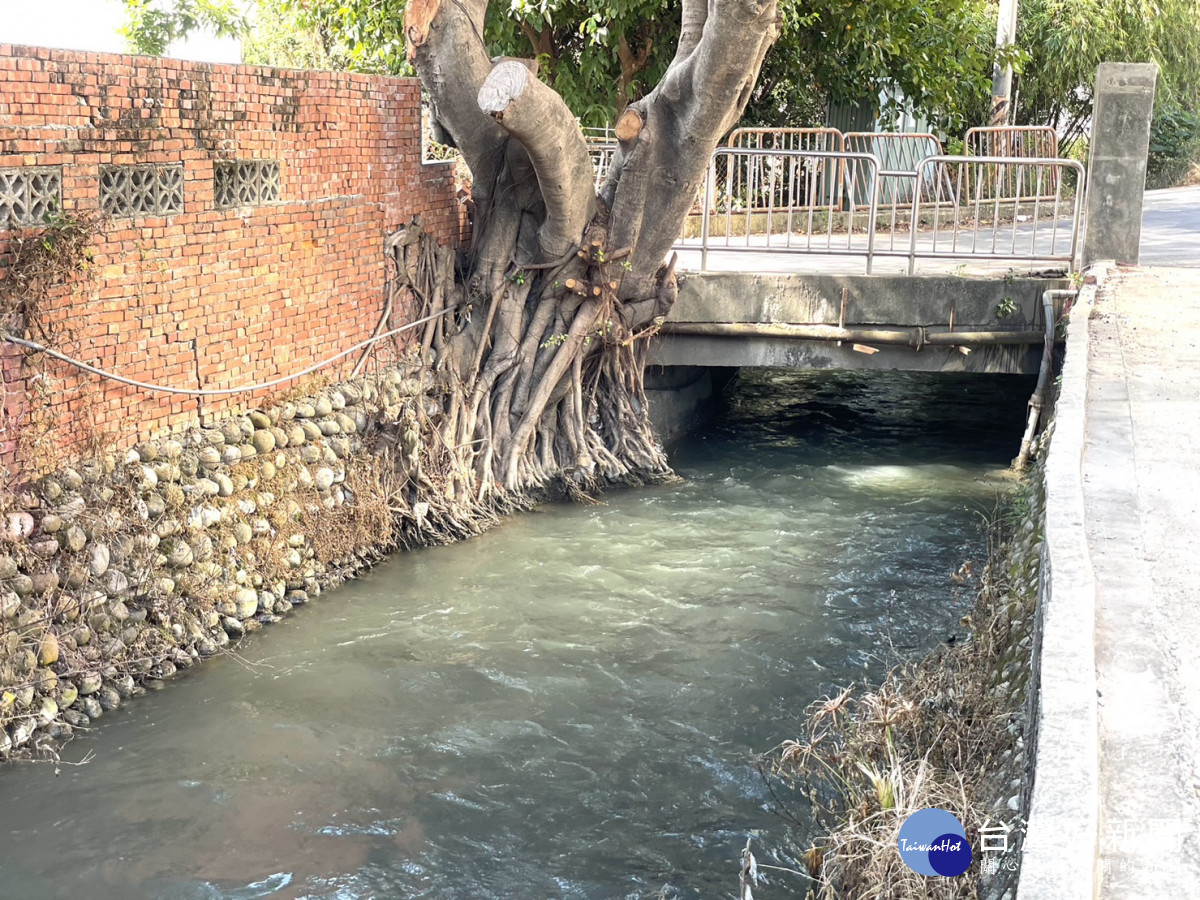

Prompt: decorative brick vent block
[
  {"left": 214, "top": 160, "right": 282, "bottom": 208},
  {"left": 99, "top": 164, "right": 185, "bottom": 217},
  {"left": 0, "top": 167, "right": 62, "bottom": 228}
]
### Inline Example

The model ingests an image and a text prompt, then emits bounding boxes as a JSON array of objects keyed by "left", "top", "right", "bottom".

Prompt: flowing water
[{"left": 0, "top": 369, "right": 1032, "bottom": 900}]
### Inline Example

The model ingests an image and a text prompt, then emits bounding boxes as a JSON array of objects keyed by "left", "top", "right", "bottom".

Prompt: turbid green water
[{"left": 0, "top": 369, "right": 1031, "bottom": 899}]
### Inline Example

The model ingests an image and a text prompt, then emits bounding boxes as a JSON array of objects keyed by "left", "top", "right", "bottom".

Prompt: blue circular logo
[{"left": 897, "top": 808, "right": 972, "bottom": 877}]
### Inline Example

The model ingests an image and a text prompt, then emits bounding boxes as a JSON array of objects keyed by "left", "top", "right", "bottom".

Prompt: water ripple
[{"left": 0, "top": 369, "right": 1029, "bottom": 900}]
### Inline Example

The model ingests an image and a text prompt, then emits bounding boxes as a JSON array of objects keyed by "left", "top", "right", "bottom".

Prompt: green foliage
[
  {"left": 755, "top": 0, "right": 1013, "bottom": 133},
  {"left": 1015, "top": 0, "right": 1200, "bottom": 153},
  {"left": 262, "top": 0, "right": 680, "bottom": 121},
  {"left": 477, "top": 0, "right": 678, "bottom": 125},
  {"left": 124, "top": 0, "right": 1200, "bottom": 155},
  {"left": 736, "top": 0, "right": 1019, "bottom": 133},
  {"left": 1149, "top": 0, "right": 1200, "bottom": 111},
  {"left": 282, "top": 0, "right": 413, "bottom": 75},
  {"left": 243, "top": 2, "right": 332, "bottom": 70},
  {"left": 1147, "top": 105, "right": 1200, "bottom": 189},
  {"left": 120, "top": 0, "right": 250, "bottom": 56},
  {"left": 124, "top": 0, "right": 1012, "bottom": 134}
]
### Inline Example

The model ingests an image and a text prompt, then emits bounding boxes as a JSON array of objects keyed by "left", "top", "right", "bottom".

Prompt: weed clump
[{"left": 768, "top": 481, "right": 1044, "bottom": 899}]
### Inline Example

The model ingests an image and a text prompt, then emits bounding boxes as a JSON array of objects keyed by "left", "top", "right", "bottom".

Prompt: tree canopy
[
  {"left": 121, "top": 0, "right": 1200, "bottom": 165},
  {"left": 119, "top": 0, "right": 250, "bottom": 56},
  {"left": 121, "top": 0, "right": 1012, "bottom": 133},
  {"left": 755, "top": 0, "right": 1007, "bottom": 132},
  {"left": 1014, "top": 0, "right": 1200, "bottom": 145}
]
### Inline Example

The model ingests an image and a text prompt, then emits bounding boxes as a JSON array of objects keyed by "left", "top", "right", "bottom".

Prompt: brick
[{"left": 0, "top": 43, "right": 457, "bottom": 478}]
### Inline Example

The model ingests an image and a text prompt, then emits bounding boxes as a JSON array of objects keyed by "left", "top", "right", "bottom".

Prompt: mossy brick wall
[{"left": 0, "top": 44, "right": 464, "bottom": 478}]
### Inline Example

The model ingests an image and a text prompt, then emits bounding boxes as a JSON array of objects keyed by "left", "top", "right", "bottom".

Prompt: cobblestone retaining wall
[{"left": 1, "top": 362, "right": 435, "bottom": 758}]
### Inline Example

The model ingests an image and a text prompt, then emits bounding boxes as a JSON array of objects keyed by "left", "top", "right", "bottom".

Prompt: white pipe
[{"left": 1015, "top": 287, "right": 1077, "bottom": 469}]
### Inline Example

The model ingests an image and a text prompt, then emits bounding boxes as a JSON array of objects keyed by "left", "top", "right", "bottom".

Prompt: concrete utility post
[
  {"left": 991, "top": 0, "right": 1020, "bottom": 125},
  {"left": 1083, "top": 63, "right": 1159, "bottom": 267}
]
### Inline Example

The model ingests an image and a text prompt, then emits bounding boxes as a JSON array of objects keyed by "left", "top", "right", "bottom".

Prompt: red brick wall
[{"left": 0, "top": 44, "right": 463, "bottom": 481}]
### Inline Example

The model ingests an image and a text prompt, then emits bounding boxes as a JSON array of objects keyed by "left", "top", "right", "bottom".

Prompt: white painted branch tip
[{"left": 477, "top": 60, "right": 529, "bottom": 115}]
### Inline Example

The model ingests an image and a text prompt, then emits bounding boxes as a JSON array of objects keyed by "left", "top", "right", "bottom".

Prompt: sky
[{"left": 2, "top": 0, "right": 242, "bottom": 63}]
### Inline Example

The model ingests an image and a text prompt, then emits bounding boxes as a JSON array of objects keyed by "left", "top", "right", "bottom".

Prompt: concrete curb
[{"left": 1017, "top": 265, "right": 1107, "bottom": 900}]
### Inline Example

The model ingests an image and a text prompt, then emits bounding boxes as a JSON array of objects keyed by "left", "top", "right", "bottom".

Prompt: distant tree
[
  {"left": 1015, "top": 0, "right": 1200, "bottom": 151},
  {"left": 242, "top": 2, "right": 331, "bottom": 70},
  {"left": 745, "top": 0, "right": 1008, "bottom": 133},
  {"left": 120, "top": 0, "right": 249, "bottom": 56}
]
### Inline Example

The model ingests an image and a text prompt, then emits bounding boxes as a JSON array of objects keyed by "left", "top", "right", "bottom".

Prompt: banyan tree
[{"left": 398, "top": 0, "right": 778, "bottom": 506}]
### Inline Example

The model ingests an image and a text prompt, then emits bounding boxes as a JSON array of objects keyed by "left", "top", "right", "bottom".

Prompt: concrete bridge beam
[{"left": 651, "top": 272, "right": 1069, "bottom": 375}]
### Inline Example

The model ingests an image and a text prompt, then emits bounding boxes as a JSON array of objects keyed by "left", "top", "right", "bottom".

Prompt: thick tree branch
[
  {"left": 616, "top": 108, "right": 643, "bottom": 141},
  {"left": 518, "top": 21, "right": 555, "bottom": 61},
  {"left": 670, "top": 0, "right": 710, "bottom": 72},
  {"left": 611, "top": 0, "right": 779, "bottom": 300},
  {"left": 667, "top": 0, "right": 778, "bottom": 137},
  {"left": 478, "top": 61, "right": 597, "bottom": 262},
  {"left": 406, "top": 0, "right": 503, "bottom": 179}
]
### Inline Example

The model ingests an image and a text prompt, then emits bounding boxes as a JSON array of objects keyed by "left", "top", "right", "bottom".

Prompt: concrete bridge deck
[{"left": 657, "top": 190, "right": 1077, "bottom": 376}]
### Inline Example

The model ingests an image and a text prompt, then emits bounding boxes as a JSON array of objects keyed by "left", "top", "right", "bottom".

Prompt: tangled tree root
[{"left": 388, "top": 216, "right": 676, "bottom": 514}]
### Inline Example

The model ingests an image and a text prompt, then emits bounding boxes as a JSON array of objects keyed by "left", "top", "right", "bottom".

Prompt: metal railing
[
  {"left": 726, "top": 128, "right": 847, "bottom": 212},
  {"left": 421, "top": 118, "right": 1085, "bottom": 275},
  {"left": 902, "top": 154, "right": 1085, "bottom": 275},
  {"left": 966, "top": 124, "right": 1058, "bottom": 158},
  {"left": 844, "top": 132, "right": 944, "bottom": 204},
  {"left": 695, "top": 147, "right": 881, "bottom": 272},
  {"left": 728, "top": 127, "right": 846, "bottom": 151},
  {"left": 587, "top": 141, "right": 618, "bottom": 190},
  {"left": 681, "top": 147, "right": 1085, "bottom": 275},
  {"left": 843, "top": 133, "right": 953, "bottom": 258},
  {"left": 965, "top": 126, "right": 1061, "bottom": 202},
  {"left": 582, "top": 125, "right": 618, "bottom": 143}
]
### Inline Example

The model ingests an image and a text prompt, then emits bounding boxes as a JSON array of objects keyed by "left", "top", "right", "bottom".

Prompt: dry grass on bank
[{"left": 767, "top": 496, "right": 1039, "bottom": 899}]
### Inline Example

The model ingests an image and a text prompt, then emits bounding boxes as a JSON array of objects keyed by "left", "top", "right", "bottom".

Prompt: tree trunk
[
  {"left": 402, "top": 0, "right": 779, "bottom": 504},
  {"left": 615, "top": 33, "right": 653, "bottom": 118}
]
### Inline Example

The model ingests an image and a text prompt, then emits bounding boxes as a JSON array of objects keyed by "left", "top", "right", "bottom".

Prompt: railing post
[
  {"left": 908, "top": 158, "right": 929, "bottom": 276},
  {"left": 700, "top": 154, "right": 716, "bottom": 272},
  {"left": 1070, "top": 161, "right": 1086, "bottom": 270},
  {"left": 865, "top": 158, "right": 878, "bottom": 275},
  {"left": 678, "top": 145, "right": 1083, "bottom": 274}
]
